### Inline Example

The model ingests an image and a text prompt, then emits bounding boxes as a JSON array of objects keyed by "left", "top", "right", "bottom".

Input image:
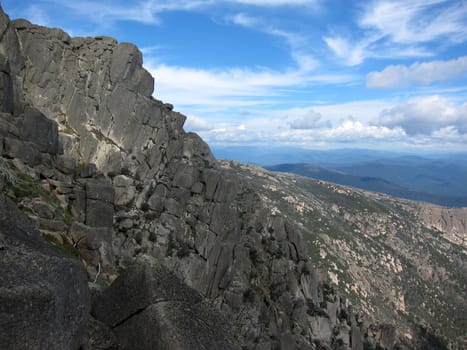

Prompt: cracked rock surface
[{"left": 0, "top": 6, "right": 461, "bottom": 350}]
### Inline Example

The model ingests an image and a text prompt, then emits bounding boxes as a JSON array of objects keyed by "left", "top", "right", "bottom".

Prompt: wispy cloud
[
  {"left": 37, "top": 0, "right": 317, "bottom": 26},
  {"left": 44, "top": 0, "right": 162, "bottom": 24},
  {"left": 23, "top": 4, "right": 51, "bottom": 26},
  {"left": 367, "top": 56, "right": 467, "bottom": 88},
  {"left": 232, "top": 0, "right": 317, "bottom": 6},
  {"left": 227, "top": 12, "right": 317, "bottom": 71},
  {"left": 145, "top": 60, "right": 355, "bottom": 109},
  {"left": 360, "top": 0, "right": 467, "bottom": 44},
  {"left": 323, "top": 36, "right": 367, "bottom": 66},
  {"left": 324, "top": 0, "right": 467, "bottom": 66}
]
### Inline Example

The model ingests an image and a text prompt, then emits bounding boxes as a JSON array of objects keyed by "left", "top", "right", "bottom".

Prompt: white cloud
[
  {"left": 321, "top": 121, "right": 405, "bottom": 140},
  {"left": 377, "top": 95, "right": 467, "bottom": 135},
  {"left": 292, "top": 100, "right": 395, "bottom": 125},
  {"left": 367, "top": 56, "right": 467, "bottom": 88},
  {"left": 229, "top": 13, "right": 258, "bottom": 27},
  {"left": 193, "top": 97, "right": 467, "bottom": 149},
  {"left": 41, "top": 0, "right": 317, "bottom": 27},
  {"left": 44, "top": 0, "right": 163, "bottom": 24},
  {"left": 199, "top": 118, "right": 406, "bottom": 148},
  {"left": 146, "top": 61, "right": 354, "bottom": 108},
  {"left": 324, "top": 1, "right": 467, "bottom": 66},
  {"left": 227, "top": 13, "right": 317, "bottom": 72},
  {"left": 288, "top": 110, "right": 330, "bottom": 129},
  {"left": 360, "top": 0, "right": 467, "bottom": 44},
  {"left": 184, "top": 115, "right": 214, "bottom": 131},
  {"left": 231, "top": 0, "right": 317, "bottom": 6},
  {"left": 323, "top": 36, "right": 369, "bottom": 66}
]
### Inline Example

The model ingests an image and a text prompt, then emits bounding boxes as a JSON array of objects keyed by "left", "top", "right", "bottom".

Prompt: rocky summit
[{"left": 0, "top": 6, "right": 464, "bottom": 350}]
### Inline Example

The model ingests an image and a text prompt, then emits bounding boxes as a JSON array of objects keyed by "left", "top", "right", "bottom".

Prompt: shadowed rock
[
  {"left": 0, "top": 193, "right": 90, "bottom": 350},
  {"left": 93, "top": 256, "right": 239, "bottom": 350}
]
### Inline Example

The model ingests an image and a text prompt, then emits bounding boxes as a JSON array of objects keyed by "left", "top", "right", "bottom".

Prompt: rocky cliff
[{"left": 0, "top": 6, "right": 461, "bottom": 350}]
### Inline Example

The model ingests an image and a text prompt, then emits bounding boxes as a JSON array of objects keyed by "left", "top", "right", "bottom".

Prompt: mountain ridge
[
  {"left": 265, "top": 163, "right": 467, "bottom": 207},
  {"left": 222, "top": 160, "right": 466, "bottom": 347},
  {"left": 0, "top": 7, "right": 464, "bottom": 350}
]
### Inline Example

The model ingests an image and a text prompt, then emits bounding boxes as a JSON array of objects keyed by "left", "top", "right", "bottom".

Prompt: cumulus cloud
[
  {"left": 321, "top": 121, "right": 405, "bottom": 140},
  {"left": 288, "top": 110, "right": 330, "bottom": 129},
  {"left": 184, "top": 115, "right": 213, "bottom": 131},
  {"left": 367, "top": 56, "right": 467, "bottom": 88},
  {"left": 377, "top": 95, "right": 467, "bottom": 135}
]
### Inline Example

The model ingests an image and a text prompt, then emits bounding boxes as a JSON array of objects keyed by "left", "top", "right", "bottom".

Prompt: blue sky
[{"left": 3, "top": 0, "right": 467, "bottom": 151}]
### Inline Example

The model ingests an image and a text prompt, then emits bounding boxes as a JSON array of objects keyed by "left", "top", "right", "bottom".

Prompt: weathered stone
[
  {"left": 81, "top": 317, "right": 123, "bottom": 350},
  {"left": 80, "top": 163, "right": 97, "bottom": 178},
  {"left": 0, "top": 112, "right": 20, "bottom": 137},
  {"left": 147, "top": 184, "right": 167, "bottom": 212},
  {"left": 191, "top": 181, "right": 204, "bottom": 194},
  {"left": 70, "top": 222, "right": 112, "bottom": 251},
  {"left": 55, "top": 155, "right": 76, "bottom": 175},
  {"left": 31, "top": 199, "right": 55, "bottom": 219},
  {"left": 94, "top": 257, "right": 238, "bottom": 350},
  {"left": 376, "top": 324, "right": 397, "bottom": 350},
  {"left": 113, "top": 300, "right": 238, "bottom": 350},
  {"left": 69, "top": 187, "right": 86, "bottom": 222},
  {"left": 110, "top": 43, "right": 154, "bottom": 96},
  {"left": 0, "top": 193, "right": 90, "bottom": 350},
  {"left": 172, "top": 165, "right": 195, "bottom": 189},
  {"left": 113, "top": 175, "right": 136, "bottom": 207},
  {"left": 85, "top": 198, "right": 114, "bottom": 227},
  {"left": 351, "top": 326, "right": 364, "bottom": 350},
  {"left": 0, "top": 70, "right": 13, "bottom": 113},
  {"left": 3, "top": 137, "right": 41, "bottom": 166},
  {"left": 85, "top": 178, "right": 115, "bottom": 203},
  {"left": 21, "top": 106, "right": 60, "bottom": 154},
  {"left": 38, "top": 218, "right": 66, "bottom": 232}
]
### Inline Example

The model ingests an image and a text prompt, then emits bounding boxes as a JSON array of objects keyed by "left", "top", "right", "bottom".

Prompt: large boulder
[
  {"left": 93, "top": 256, "right": 239, "bottom": 350},
  {"left": 0, "top": 193, "right": 90, "bottom": 350}
]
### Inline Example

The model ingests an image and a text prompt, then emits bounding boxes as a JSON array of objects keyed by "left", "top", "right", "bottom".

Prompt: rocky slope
[
  {"left": 0, "top": 6, "right": 462, "bottom": 350},
  {"left": 221, "top": 160, "right": 466, "bottom": 348}
]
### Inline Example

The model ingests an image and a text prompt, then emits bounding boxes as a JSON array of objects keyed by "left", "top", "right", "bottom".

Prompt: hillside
[{"left": 222, "top": 160, "right": 467, "bottom": 347}]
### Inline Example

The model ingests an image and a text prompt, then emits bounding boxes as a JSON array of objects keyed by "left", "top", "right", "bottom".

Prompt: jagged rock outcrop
[
  {"left": 0, "top": 192, "right": 90, "bottom": 350},
  {"left": 0, "top": 6, "right": 454, "bottom": 350},
  {"left": 413, "top": 204, "right": 467, "bottom": 249},
  {"left": 93, "top": 256, "right": 238, "bottom": 350}
]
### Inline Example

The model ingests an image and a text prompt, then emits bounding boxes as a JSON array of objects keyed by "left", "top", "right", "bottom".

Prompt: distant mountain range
[
  {"left": 265, "top": 163, "right": 467, "bottom": 207},
  {"left": 213, "top": 147, "right": 467, "bottom": 207}
]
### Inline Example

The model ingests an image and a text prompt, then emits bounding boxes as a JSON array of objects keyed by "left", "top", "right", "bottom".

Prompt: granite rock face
[
  {"left": 0, "top": 9, "right": 329, "bottom": 349},
  {"left": 0, "top": 193, "right": 90, "bottom": 350},
  {"left": 93, "top": 256, "right": 239, "bottom": 350},
  {"left": 0, "top": 6, "right": 453, "bottom": 350}
]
